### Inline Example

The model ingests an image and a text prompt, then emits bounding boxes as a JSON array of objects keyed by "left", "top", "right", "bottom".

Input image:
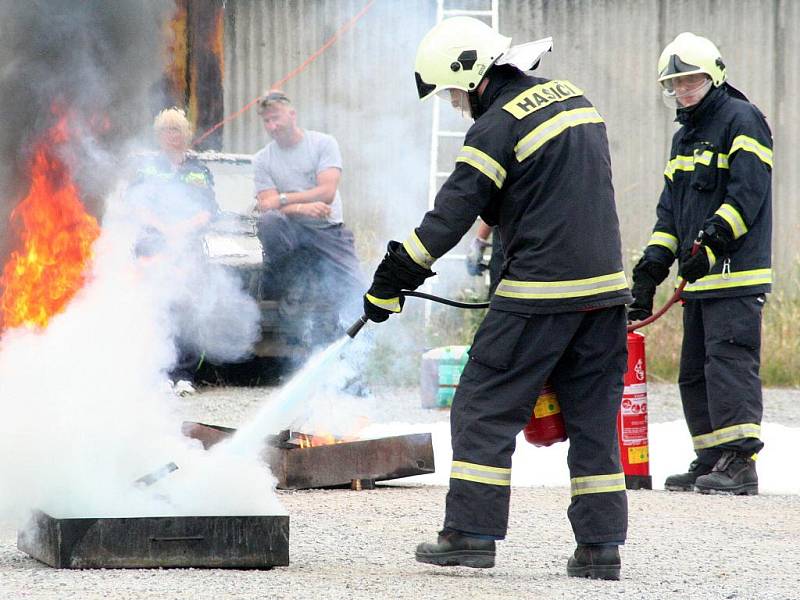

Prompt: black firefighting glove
[
  {"left": 363, "top": 241, "right": 434, "bottom": 322},
  {"left": 679, "top": 218, "right": 734, "bottom": 284},
  {"left": 678, "top": 247, "right": 711, "bottom": 284},
  {"left": 701, "top": 216, "right": 734, "bottom": 258},
  {"left": 628, "top": 256, "right": 669, "bottom": 322}
]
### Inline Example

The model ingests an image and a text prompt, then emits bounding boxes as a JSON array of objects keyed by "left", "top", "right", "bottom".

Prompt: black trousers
[
  {"left": 678, "top": 294, "right": 765, "bottom": 465},
  {"left": 445, "top": 306, "right": 628, "bottom": 544},
  {"left": 257, "top": 210, "right": 364, "bottom": 319}
]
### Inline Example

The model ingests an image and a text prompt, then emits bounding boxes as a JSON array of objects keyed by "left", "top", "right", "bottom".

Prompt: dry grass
[{"left": 633, "top": 288, "right": 800, "bottom": 388}]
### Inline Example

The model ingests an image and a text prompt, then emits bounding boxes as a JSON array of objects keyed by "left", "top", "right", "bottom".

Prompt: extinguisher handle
[{"left": 627, "top": 235, "right": 703, "bottom": 333}]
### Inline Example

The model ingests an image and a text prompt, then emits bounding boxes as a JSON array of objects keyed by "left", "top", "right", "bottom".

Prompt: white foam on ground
[{"left": 360, "top": 420, "right": 799, "bottom": 494}]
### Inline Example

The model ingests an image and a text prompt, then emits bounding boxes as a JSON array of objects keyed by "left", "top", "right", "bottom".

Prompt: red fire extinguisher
[
  {"left": 523, "top": 384, "right": 567, "bottom": 447},
  {"left": 617, "top": 331, "right": 652, "bottom": 489},
  {"left": 520, "top": 241, "right": 704, "bottom": 477},
  {"left": 522, "top": 334, "right": 653, "bottom": 491}
]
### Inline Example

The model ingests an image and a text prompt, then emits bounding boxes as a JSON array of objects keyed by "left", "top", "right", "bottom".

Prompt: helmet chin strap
[{"left": 468, "top": 90, "right": 484, "bottom": 120}]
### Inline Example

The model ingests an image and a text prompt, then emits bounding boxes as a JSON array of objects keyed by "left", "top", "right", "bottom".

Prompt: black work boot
[
  {"left": 664, "top": 459, "right": 713, "bottom": 491},
  {"left": 415, "top": 529, "right": 496, "bottom": 568},
  {"left": 694, "top": 451, "right": 758, "bottom": 495},
  {"left": 567, "top": 544, "right": 621, "bottom": 580}
]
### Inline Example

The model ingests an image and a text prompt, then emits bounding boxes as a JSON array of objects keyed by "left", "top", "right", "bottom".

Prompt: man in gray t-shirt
[{"left": 253, "top": 91, "right": 363, "bottom": 333}]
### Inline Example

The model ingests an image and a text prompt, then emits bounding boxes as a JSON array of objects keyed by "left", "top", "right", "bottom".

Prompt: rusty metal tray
[
  {"left": 183, "top": 422, "right": 435, "bottom": 490},
  {"left": 17, "top": 510, "right": 289, "bottom": 569}
]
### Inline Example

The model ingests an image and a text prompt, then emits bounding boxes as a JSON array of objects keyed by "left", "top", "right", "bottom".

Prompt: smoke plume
[
  {"left": 0, "top": 0, "right": 274, "bottom": 520},
  {"left": 0, "top": 0, "right": 173, "bottom": 269}
]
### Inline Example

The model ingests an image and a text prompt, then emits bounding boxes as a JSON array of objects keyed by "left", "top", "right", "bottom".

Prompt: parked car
[{"left": 195, "top": 151, "right": 342, "bottom": 359}]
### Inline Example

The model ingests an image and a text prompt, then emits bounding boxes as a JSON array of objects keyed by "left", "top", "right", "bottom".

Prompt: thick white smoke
[{"left": 0, "top": 187, "right": 282, "bottom": 521}]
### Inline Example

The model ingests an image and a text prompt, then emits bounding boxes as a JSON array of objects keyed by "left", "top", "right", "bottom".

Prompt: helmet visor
[
  {"left": 661, "top": 75, "right": 712, "bottom": 109},
  {"left": 437, "top": 88, "right": 473, "bottom": 121}
]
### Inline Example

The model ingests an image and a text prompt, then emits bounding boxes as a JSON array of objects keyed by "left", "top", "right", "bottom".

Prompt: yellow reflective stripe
[
  {"left": 704, "top": 246, "right": 716, "bottom": 270},
  {"left": 139, "top": 166, "right": 173, "bottom": 180},
  {"left": 456, "top": 145, "right": 507, "bottom": 189},
  {"left": 648, "top": 231, "right": 678, "bottom": 255},
  {"left": 664, "top": 155, "right": 695, "bottom": 181},
  {"left": 402, "top": 231, "right": 435, "bottom": 269},
  {"left": 694, "top": 149, "right": 714, "bottom": 166},
  {"left": 692, "top": 423, "right": 762, "bottom": 450},
  {"left": 715, "top": 203, "right": 748, "bottom": 239},
  {"left": 729, "top": 135, "right": 773, "bottom": 168},
  {"left": 514, "top": 107, "right": 604, "bottom": 163},
  {"left": 681, "top": 268, "right": 772, "bottom": 292},
  {"left": 495, "top": 271, "right": 628, "bottom": 300},
  {"left": 451, "top": 460, "right": 511, "bottom": 486},
  {"left": 183, "top": 172, "right": 208, "bottom": 185},
  {"left": 365, "top": 294, "right": 402, "bottom": 313},
  {"left": 665, "top": 143, "right": 758, "bottom": 181},
  {"left": 570, "top": 472, "right": 626, "bottom": 496}
]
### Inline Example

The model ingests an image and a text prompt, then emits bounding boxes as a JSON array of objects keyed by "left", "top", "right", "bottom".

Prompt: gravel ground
[
  {"left": 1, "top": 382, "right": 799, "bottom": 599},
  {"left": 183, "top": 381, "right": 800, "bottom": 429}
]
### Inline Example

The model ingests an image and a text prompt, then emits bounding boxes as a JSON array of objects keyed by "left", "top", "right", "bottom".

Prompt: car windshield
[{"left": 194, "top": 153, "right": 256, "bottom": 215}]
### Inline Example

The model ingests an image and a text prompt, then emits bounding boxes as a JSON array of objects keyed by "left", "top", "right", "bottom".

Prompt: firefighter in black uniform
[
  {"left": 362, "top": 17, "right": 631, "bottom": 579},
  {"left": 629, "top": 33, "right": 772, "bottom": 495}
]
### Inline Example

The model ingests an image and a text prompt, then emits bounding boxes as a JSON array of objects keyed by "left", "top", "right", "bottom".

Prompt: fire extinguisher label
[
  {"left": 620, "top": 388, "right": 648, "bottom": 445},
  {"left": 627, "top": 445, "right": 649, "bottom": 464},
  {"left": 533, "top": 391, "right": 560, "bottom": 418}
]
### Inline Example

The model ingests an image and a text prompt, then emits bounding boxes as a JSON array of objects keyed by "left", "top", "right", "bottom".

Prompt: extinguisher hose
[
  {"left": 346, "top": 291, "right": 489, "bottom": 338},
  {"left": 626, "top": 283, "right": 687, "bottom": 333},
  {"left": 401, "top": 290, "right": 490, "bottom": 310},
  {"left": 348, "top": 235, "right": 702, "bottom": 339},
  {"left": 627, "top": 235, "right": 703, "bottom": 333}
]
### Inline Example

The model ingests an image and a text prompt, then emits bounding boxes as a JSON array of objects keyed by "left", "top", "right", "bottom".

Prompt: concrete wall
[{"left": 221, "top": 0, "right": 799, "bottom": 280}]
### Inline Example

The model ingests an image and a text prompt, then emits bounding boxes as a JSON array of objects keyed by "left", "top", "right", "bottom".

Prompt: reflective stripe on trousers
[
  {"left": 451, "top": 460, "right": 511, "bottom": 486},
  {"left": 692, "top": 423, "right": 761, "bottom": 450}
]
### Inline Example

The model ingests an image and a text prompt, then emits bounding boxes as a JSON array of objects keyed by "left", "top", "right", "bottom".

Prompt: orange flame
[
  {"left": 295, "top": 417, "right": 370, "bottom": 449},
  {"left": 297, "top": 431, "right": 338, "bottom": 449},
  {"left": 0, "top": 118, "right": 100, "bottom": 331}
]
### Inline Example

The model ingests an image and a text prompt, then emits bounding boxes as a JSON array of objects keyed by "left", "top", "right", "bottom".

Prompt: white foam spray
[
  {"left": 223, "top": 336, "right": 351, "bottom": 457},
  {"left": 0, "top": 188, "right": 282, "bottom": 522}
]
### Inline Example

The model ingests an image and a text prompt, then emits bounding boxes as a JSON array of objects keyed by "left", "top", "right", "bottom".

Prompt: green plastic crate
[{"left": 420, "top": 345, "right": 470, "bottom": 408}]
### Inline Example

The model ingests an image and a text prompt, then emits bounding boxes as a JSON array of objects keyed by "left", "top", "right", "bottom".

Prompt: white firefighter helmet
[
  {"left": 657, "top": 32, "right": 726, "bottom": 87},
  {"left": 414, "top": 17, "right": 512, "bottom": 101}
]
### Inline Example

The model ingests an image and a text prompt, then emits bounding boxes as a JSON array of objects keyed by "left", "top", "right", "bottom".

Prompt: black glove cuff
[
  {"left": 702, "top": 217, "right": 734, "bottom": 257},
  {"left": 386, "top": 241, "right": 434, "bottom": 291},
  {"left": 633, "top": 257, "right": 669, "bottom": 288}
]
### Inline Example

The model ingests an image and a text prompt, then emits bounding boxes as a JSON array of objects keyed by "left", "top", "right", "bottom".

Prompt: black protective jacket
[
  {"left": 402, "top": 67, "right": 631, "bottom": 314},
  {"left": 642, "top": 85, "right": 773, "bottom": 298}
]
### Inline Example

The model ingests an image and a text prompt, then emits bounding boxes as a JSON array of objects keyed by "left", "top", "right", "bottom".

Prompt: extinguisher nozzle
[{"left": 346, "top": 315, "right": 369, "bottom": 339}]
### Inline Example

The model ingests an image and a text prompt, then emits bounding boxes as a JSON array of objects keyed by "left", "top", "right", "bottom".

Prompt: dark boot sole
[
  {"left": 415, "top": 550, "right": 495, "bottom": 569},
  {"left": 694, "top": 483, "right": 758, "bottom": 496},
  {"left": 567, "top": 564, "right": 620, "bottom": 580},
  {"left": 664, "top": 483, "right": 695, "bottom": 492}
]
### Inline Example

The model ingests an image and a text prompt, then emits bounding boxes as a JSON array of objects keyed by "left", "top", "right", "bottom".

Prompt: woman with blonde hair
[{"left": 127, "top": 107, "right": 220, "bottom": 394}]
